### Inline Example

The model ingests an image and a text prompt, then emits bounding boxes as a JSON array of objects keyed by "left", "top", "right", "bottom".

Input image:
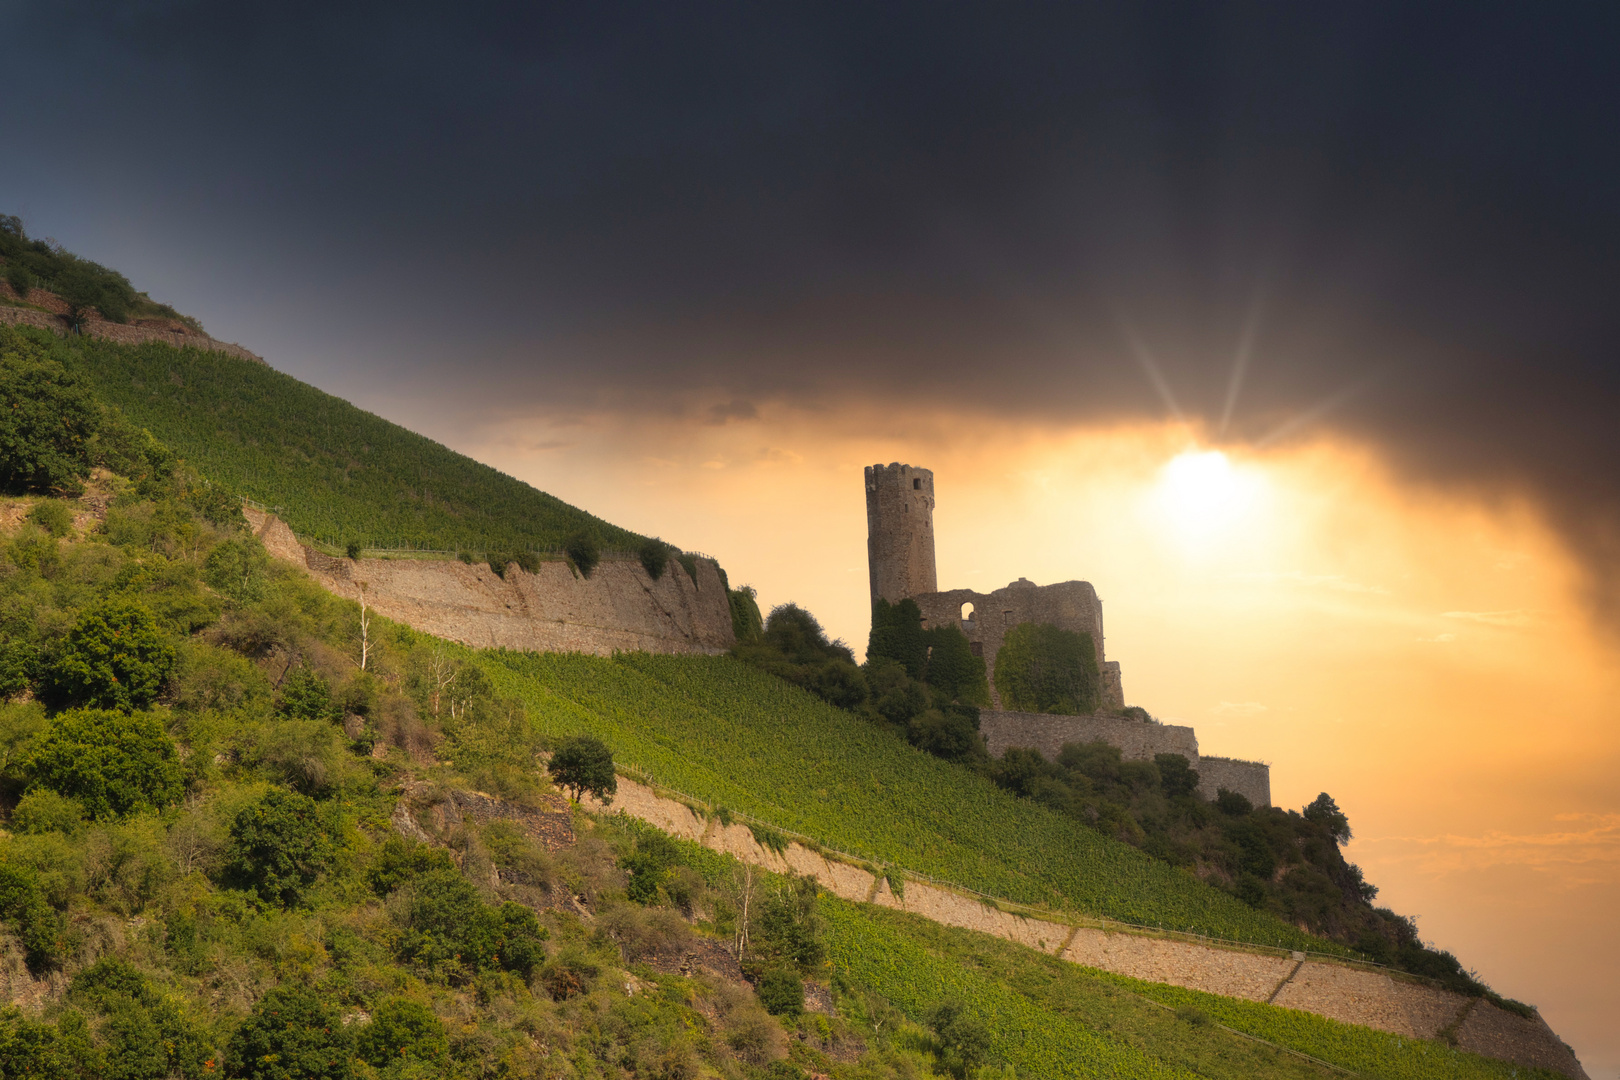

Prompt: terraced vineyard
[{"left": 482, "top": 650, "right": 1343, "bottom": 952}]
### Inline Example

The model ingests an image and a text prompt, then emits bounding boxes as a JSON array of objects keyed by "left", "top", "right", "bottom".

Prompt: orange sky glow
[{"left": 435, "top": 402, "right": 1620, "bottom": 1071}]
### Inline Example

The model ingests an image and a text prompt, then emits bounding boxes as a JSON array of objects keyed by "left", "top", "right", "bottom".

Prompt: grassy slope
[
  {"left": 653, "top": 818, "right": 1552, "bottom": 1080},
  {"left": 483, "top": 649, "right": 1345, "bottom": 952},
  {"left": 46, "top": 331, "right": 647, "bottom": 554}
]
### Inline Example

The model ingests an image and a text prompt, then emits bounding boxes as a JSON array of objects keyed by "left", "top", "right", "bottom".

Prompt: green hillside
[
  {"left": 481, "top": 649, "right": 1342, "bottom": 953},
  {"left": 44, "top": 330, "right": 648, "bottom": 555}
]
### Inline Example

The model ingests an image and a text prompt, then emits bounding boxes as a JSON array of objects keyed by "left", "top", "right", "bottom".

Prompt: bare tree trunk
[{"left": 356, "top": 581, "right": 371, "bottom": 671}]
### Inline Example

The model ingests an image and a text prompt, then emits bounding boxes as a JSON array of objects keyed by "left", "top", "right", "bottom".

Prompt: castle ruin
[{"left": 865, "top": 462, "right": 1270, "bottom": 807}]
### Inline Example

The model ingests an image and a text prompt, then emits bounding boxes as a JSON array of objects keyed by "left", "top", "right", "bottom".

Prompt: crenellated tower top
[{"left": 864, "top": 462, "right": 937, "bottom": 605}]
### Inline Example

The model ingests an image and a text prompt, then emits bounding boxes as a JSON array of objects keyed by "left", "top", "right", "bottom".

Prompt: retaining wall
[
  {"left": 246, "top": 509, "right": 735, "bottom": 656},
  {"left": 0, "top": 302, "right": 264, "bottom": 363},
  {"left": 581, "top": 775, "right": 1585, "bottom": 1079}
]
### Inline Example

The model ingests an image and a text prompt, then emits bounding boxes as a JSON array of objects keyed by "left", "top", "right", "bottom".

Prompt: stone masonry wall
[
  {"left": 0, "top": 301, "right": 265, "bottom": 364},
  {"left": 865, "top": 463, "right": 937, "bottom": 605},
  {"left": 246, "top": 509, "right": 735, "bottom": 655},
  {"left": 581, "top": 775, "right": 1586, "bottom": 1079},
  {"left": 980, "top": 709, "right": 1272, "bottom": 808},
  {"left": 912, "top": 577, "right": 1124, "bottom": 710}
]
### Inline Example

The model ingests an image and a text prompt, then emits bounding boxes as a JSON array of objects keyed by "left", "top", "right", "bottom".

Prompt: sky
[{"left": 3, "top": 1, "right": 1618, "bottom": 1071}]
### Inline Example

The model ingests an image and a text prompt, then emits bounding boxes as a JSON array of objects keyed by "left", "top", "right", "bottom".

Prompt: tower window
[{"left": 913, "top": 479, "right": 921, "bottom": 489}]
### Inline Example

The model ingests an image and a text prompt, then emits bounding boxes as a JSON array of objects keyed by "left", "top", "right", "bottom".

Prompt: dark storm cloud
[{"left": 3, "top": 2, "right": 1619, "bottom": 611}]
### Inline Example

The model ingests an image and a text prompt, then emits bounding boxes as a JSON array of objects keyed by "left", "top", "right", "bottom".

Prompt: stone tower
[{"left": 865, "top": 463, "right": 937, "bottom": 605}]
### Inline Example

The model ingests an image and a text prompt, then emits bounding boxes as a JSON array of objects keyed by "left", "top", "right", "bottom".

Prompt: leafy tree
[
  {"left": 734, "top": 604, "right": 867, "bottom": 710},
  {"left": 619, "top": 829, "right": 683, "bottom": 905},
  {"left": 0, "top": 635, "right": 36, "bottom": 700},
  {"left": 355, "top": 998, "right": 448, "bottom": 1071},
  {"left": 1154, "top": 753, "right": 1201, "bottom": 798},
  {"left": 0, "top": 864, "right": 69, "bottom": 972},
  {"left": 226, "top": 986, "right": 354, "bottom": 1080},
  {"left": 1216, "top": 788, "right": 1254, "bottom": 817},
  {"left": 992, "top": 622, "right": 1100, "bottom": 715},
  {"left": 368, "top": 836, "right": 457, "bottom": 896},
  {"left": 548, "top": 734, "right": 616, "bottom": 803},
  {"left": 27, "top": 708, "right": 183, "bottom": 820},
  {"left": 921, "top": 624, "right": 990, "bottom": 706},
  {"left": 923, "top": 1000, "right": 991, "bottom": 1079},
  {"left": 906, "top": 705, "right": 984, "bottom": 764},
  {"left": 396, "top": 868, "right": 548, "bottom": 979},
  {"left": 756, "top": 968, "right": 804, "bottom": 1017},
  {"left": 867, "top": 598, "right": 928, "bottom": 679},
  {"left": 0, "top": 1008, "right": 103, "bottom": 1078},
  {"left": 276, "top": 665, "right": 339, "bottom": 723},
  {"left": 69, "top": 957, "right": 214, "bottom": 1080},
  {"left": 637, "top": 536, "right": 672, "bottom": 580},
  {"left": 752, "top": 875, "right": 823, "bottom": 974},
  {"left": 1304, "top": 792, "right": 1352, "bottom": 844},
  {"left": 205, "top": 537, "right": 271, "bottom": 605},
  {"left": 0, "top": 329, "right": 102, "bottom": 494},
  {"left": 54, "top": 258, "right": 137, "bottom": 325},
  {"left": 45, "top": 599, "right": 177, "bottom": 712},
  {"left": 220, "top": 789, "right": 336, "bottom": 907}
]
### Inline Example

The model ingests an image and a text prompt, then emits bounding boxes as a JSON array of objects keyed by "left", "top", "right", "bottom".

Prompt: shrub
[
  {"left": 226, "top": 985, "right": 354, "bottom": 1080},
  {"left": 45, "top": 599, "right": 177, "bottom": 712},
  {"left": 1304, "top": 792, "right": 1352, "bottom": 844},
  {"left": 1154, "top": 753, "right": 1200, "bottom": 798},
  {"left": 275, "top": 665, "right": 339, "bottom": 723},
  {"left": 0, "top": 864, "right": 68, "bottom": 972},
  {"left": 548, "top": 734, "right": 616, "bottom": 803},
  {"left": 220, "top": 789, "right": 336, "bottom": 907},
  {"left": 368, "top": 836, "right": 457, "bottom": 896},
  {"left": 922, "top": 625, "right": 990, "bottom": 706},
  {"left": 868, "top": 598, "right": 928, "bottom": 679},
  {"left": 0, "top": 635, "right": 36, "bottom": 700},
  {"left": 0, "top": 1008, "right": 103, "bottom": 1076},
  {"left": 68, "top": 956, "right": 214, "bottom": 1079},
  {"left": 1216, "top": 788, "right": 1254, "bottom": 817},
  {"left": 344, "top": 539, "right": 361, "bottom": 560},
  {"left": 397, "top": 867, "right": 548, "bottom": 979},
  {"left": 12, "top": 789, "right": 85, "bottom": 835},
  {"left": 992, "top": 622, "right": 1100, "bottom": 716},
  {"left": 355, "top": 998, "right": 448, "bottom": 1070},
  {"left": 756, "top": 967, "right": 804, "bottom": 1017},
  {"left": 924, "top": 1000, "right": 991, "bottom": 1079},
  {"left": 0, "top": 330, "right": 101, "bottom": 494},
  {"left": 728, "top": 585, "right": 763, "bottom": 642},
  {"left": 25, "top": 499, "right": 73, "bottom": 537},
  {"left": 564, "top": 532, "right": 599, "bottom": 578},
  {"left": 204, "top": 537, "right": 271, "bottom": 605},
  {"left": 638, "top": 537, "right": 671, "bottom": 580},
  {"left": 27, "top": 708, "right": 183, "bottom": 820}
]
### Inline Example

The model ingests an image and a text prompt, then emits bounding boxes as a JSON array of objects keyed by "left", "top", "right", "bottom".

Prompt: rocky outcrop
[
  {"left": 245, "top": 508, "right": 735, "bottom": 656},
  {"left": 0, "top": 300, "right": 264, "bottom": 363}
]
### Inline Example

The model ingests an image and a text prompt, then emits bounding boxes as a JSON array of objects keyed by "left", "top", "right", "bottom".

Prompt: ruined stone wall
[
  {"left": 246, "top": 508, "right": 734, "bottom": 655},
  {"left": 865, "top": 463, "right": 937, "bottom": 605},
  {"left": 579, "top": 775, "right": 1586, "bottom": 1079},
  {"left": 912, "top": 577, "right": 1123, "bottom": 710},
  {"left": 982, "top": 709, "right": 1199, "bottom": 763},
  {"left": 0, "top": 301, "right": 265, "bottom": 364},
  {"left": 1196, "top": 755, "right": 1272, "bottom": 808},
  {"left": 980, "top": 709, "right": 1272, "bottom": 808}
]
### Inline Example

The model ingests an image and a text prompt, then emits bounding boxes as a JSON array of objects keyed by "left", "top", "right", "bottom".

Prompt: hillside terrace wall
[
  {"left": 579, "top": 776, "right": 1585, "bottom": 1079},
  {"left": 0, "top": 299, "right": 264, "bottom": 364},
  {"left": 245, "top": 508, "right": 734, "bottom": 655},
  {"left": 981, "top": 709, "right": 1272, "bottom": 808}
]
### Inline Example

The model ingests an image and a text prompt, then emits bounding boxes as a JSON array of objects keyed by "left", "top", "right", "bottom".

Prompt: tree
[
  {"left": 220, "top": 789, "right": 336, "bottom": 907},
  {"left": 992, "top": 622, "right": 1100, "bottom": 715},
  {"left": 0, "top": 329, "right": 102, "bottom": 494},
  {"left": 355, "top": 998, "right": 448, "bottom": 1071},
  {"left": 204, "top": 536, "right": 271, "bottom": 605},
  {"left": 226, "top": 986, "right": 354, "bottom": 1080},
  {"left": 1304, "top": 792, "right": 1352, "bottom": 845},
  {"left": 564, "top": 532, "right": 599, "bottom": 577},
  {"left": 27, "top": 708, "right": 183, "bottom": 820},
  {"left": 921, "top": 624, "right": 990, "bottom": 706},
  {"left": 46, "top": 599, "right": 177, "bottom": 712},
  {"left": 1154, "top": 753, "right": 1201, "bottom": 798},
  {"left": 867, "top": 598, "right": 927, "bottom": 679},
  {"left": 548, "top": 734, "right": 616, "bottom": 803},
  {"left": 923, "top": 1000, "right": 991, "bottom": 1079},
  {"left": 396, "top": 868, "right": 548, "bottom": 980}
]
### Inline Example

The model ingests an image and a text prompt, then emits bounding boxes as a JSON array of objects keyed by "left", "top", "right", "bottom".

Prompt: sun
[{"left": 1150, "top": 448, "right": 1268, "bottom": 551}]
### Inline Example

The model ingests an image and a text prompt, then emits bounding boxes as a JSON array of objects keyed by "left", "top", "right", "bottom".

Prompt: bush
[
  {"left": 1304, "top": 792, "right": 1352, "bottom": 844},
  {"left": 548, "top": 734, "right": 616, "bottom": 803},
  {"left": 756, "top": 967, "right": 804, "bottom": 1017},
  {"left": 69, "top": 956, "right": 214, "bottom": 1080},
  {"left": 728, "top": 585, "right": 763, "bottom": 642},
  {"left": 204, "top": 537, "right": 271, "bottom": 606},
  {"left": 226, "top": 985, "right": 354, "bottom": 1080},
  {"left": 0, "top": 635, "right": 36, "bottom": 700},
  {"left": 11, "top": 789, "right": 85, "bottom": 835},
  {"left": 220, "top": 789, "right": 336, "bottom": 907},
  {"left": 868, "top": 598, "right": 928, "bottom": 679},
  {"left": 0, "top": 330, "right": 102, "bottom": 494},
  {"left": 355, "top": 998, "right": 448, "bottom": 1070},
  {"left": 924, "top": 1000, "right": 991, "bottom": 1079},
  {"left": 564, "top": 532, "right": 599, "bottom": 577},
  {"left": 276, "top": 665, "right": 339, "bottom": 723},
  {"left": 923, "top": 626, "right": 990, "bottom": 706},
  {"left": 27, "top": 708, "right": 183, "bottom": 820},
  {"left": 0, "top": 864, "right": 68, "bottom": 972},
  {"left": 1216, "top": 788, "right": 1254, "bottom": 817},
  {"left": 638, "top": 537, "right": 671, "bottom": 580},
  {"left": 45, "top": 599, "right": 177, "bottom": 712},
  {"left": 369, "top": 836, "right": 457, "bottom": 896},
  {"left": 0, "top": 1008, "right": 102, "bottom": 1076},
  {"left": 992, "top": 622, "right": 1100, "bottom": 716},
  {"left": 25, "top": 499, "right": 73, "bottom": 537},
  {"left": 1155, "top": 753, "right": 1200, "bottom": 798},
  {"left": 397, "top": 867, "right": 548, "bottom": 979}
]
